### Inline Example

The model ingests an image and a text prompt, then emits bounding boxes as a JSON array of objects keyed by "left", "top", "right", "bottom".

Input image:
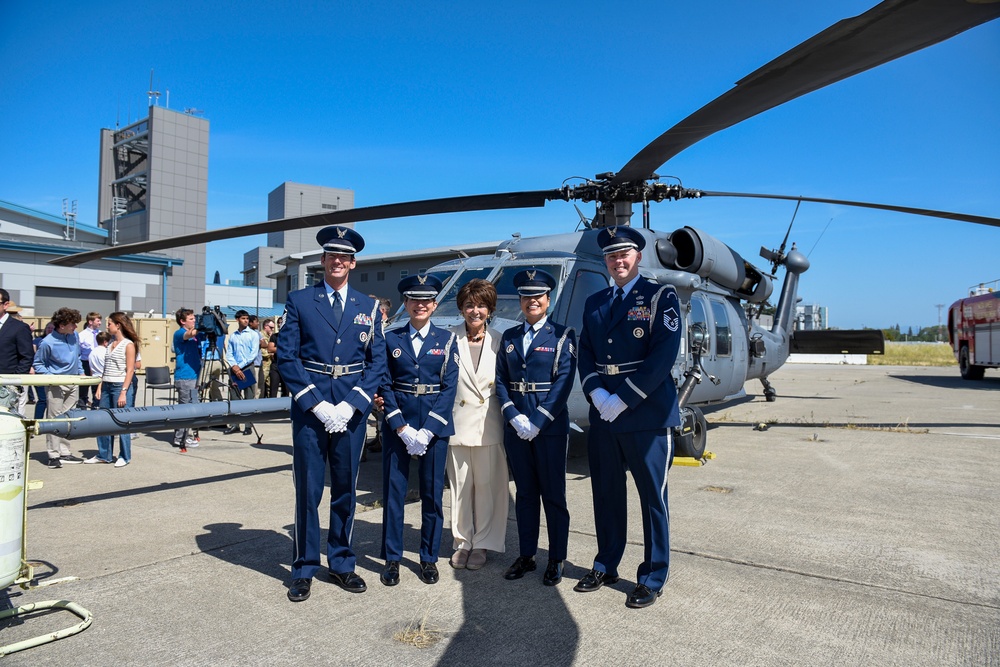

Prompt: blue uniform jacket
[
  {"left": 495, "top": 319, "right": 577, "bottom": 436},
  {"left": 381, "top": 324, "right": 460, "bottom": 438},
  {"left": 578, "top": 277, "right": 682, "bottom": 431},
  {"left": 277, "top": 283, "right": 387, "bottom": 416}
]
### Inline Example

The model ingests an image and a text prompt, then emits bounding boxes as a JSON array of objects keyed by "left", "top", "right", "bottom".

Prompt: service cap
[
  {"left": 597, "top": 225, "right": 645, "bottom": 255},
  {"left": 513, "top": 268, "right": 556, "bottom": 297},
  {"left": 398, "top": 273, "right": 443, "bottom": 300},
  {"left": 317, "top": 225, "right": 365, "bottom": 255}
]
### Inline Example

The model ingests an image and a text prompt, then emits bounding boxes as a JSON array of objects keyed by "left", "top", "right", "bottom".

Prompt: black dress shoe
[
  {"left": 418, "top": 561, "right": 439, "bottom": 585},
  {"left": 287, "top": 578, "right": 312, "bottom": 602},
  {"left": 503, "top": 555, "right": 536, "bottom": 580},
  {"left": 222, "top": 425, "right": 240, "bottom": 435},
  {"left": 381, "top": 560, "right": 400, "bottom": 587},
  {"left": 543, "top": 560, "right": 564, "bottom": 586},
  {"left": 573, "top": 569, "right": 620, "bottom": 592},
  {"left": 329, "top": 570, "right": 367, "bottom": 593},
  {"left": 625, "top": 583, "right": 663, "bottom": 609},
  {"left": 242, "top": 427, "right": 253, "bottom": 436}
]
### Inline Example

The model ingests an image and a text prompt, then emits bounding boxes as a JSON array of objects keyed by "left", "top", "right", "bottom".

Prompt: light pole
[{"left": 254, "top": 262, "right": 260, "bottom": 319}]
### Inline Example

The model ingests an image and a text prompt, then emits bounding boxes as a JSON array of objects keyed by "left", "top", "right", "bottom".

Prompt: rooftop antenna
[
  {"left": 147, "top": 69, "right": 160, "bottom": 107},
  {"left": 62, "top": 198, "right": 78, "bottom": 241}
]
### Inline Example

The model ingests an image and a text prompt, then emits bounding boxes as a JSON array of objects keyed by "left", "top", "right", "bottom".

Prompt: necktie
[
  {"left": 522, "top": 325, "right": 536, "bottom": 356},
  {"left": 610, "top": 287, "right": 625, "bottom": 319},
  {"left": 332, "top": 291, "right": 343, "bottom": 325}
]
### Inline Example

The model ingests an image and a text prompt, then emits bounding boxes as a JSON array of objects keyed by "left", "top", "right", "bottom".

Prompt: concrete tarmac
[{"left": 2, "top": 364, "right": 998, "bottom": 665}]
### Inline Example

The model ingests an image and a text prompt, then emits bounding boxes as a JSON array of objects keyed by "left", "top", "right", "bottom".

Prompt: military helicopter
[{"left": 47, "top": 0, "right": 1000, "bottom": 458}]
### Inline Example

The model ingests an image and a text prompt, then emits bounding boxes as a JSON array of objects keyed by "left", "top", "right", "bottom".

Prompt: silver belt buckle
[
  {"left": 332, "top": 364, "right": 348, "bottom": 377},
  {"left": 511, "top": 381, "right": 526, "bottom": 392},
  {"left": 414, "top": 384, "right": 428, "bottom": 395},
  {"left": 604, "top": 364, "right": 620, "bottom": 375}
]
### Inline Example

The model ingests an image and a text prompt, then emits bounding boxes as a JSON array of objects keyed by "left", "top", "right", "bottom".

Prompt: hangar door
[{"left": 35, "top": 286, "right": 117, "bottom": 321}]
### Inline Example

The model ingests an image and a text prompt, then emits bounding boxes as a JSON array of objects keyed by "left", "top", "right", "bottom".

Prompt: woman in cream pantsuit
[{"left": 447, "top": 279, "right": 509, "bottom": 571}]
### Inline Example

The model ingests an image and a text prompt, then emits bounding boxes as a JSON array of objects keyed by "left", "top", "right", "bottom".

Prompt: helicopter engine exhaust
[{"left": 669, "top": 226, "right": 773, "bottom": 303}]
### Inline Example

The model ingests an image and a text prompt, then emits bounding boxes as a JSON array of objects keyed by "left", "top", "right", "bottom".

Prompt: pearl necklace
[{"left": 467, "top": 329, "right": 485, "bottom": 343}]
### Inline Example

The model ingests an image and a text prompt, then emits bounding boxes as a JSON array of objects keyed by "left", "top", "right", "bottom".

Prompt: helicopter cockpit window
[
  {"left": 430, "top": 267, "right": 493, "bottom": 318},
  {"left": 711, "top": 301, "right": 732, "bottom": 357},
  {"left": 491, "top": 264, "right": 564, "bottom": 323},
  {"left": 688, "top": 297, "right": 709, "bottom": 354}
]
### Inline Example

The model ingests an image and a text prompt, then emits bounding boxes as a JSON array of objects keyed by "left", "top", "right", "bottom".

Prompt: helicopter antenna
[
  {"left": 573, "top": 204, "right": 591, "bottom": 231},
  {"left": 761, "top": 198, "right": 801, "bottom": 274},
  {"left": 806, "top": 217, "right": 834, "bottom": 258}
]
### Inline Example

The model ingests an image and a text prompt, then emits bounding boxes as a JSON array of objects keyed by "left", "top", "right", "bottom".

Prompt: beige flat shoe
[
  {"left": 450, "top": 549, "right": 470, "bottom": 569},
  {"left": 466, "top": 548, "right": 487, "bottom": 570}
]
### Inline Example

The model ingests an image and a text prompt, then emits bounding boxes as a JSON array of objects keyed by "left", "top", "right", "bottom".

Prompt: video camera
[{"left": 196, "top": 305, "right": 228, "bottom": 339}]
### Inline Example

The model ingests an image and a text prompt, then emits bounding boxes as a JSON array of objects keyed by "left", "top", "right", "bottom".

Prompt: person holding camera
[{"left": 172, "top": 308, "right": 202, "bottom": 450}]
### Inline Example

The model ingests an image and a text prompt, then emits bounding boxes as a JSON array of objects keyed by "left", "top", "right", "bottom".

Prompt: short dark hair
[
  {"left": 51, "top": 307, "right": 82, "bottom": 328},
  {"left": 0, "top": 288, "right": 9, "bottom": 303},
  {"left": 235, "top": 309, "right": 250, "bottom": 319},
  {"left": 96, "top": 332, "right": 111, "bottom": 345},
  {"left": 175, "top": 307, "right": 194, "bottom": 325},
  {"left": 248, "top": 315, "right": 259, "bottom": 325},
  {"left": 456, "top": 279, "right": 497, "bottom": 314},
  {"left": 262, "top": 318, "right": 275, "bottom": 329}
]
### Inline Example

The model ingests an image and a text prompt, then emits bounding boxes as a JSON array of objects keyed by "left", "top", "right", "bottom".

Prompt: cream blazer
[{"left": 449, "top": 324, "right": 504, "bottom": 447}]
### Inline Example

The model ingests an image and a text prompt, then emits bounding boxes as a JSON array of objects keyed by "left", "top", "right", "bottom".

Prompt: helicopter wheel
[
  {"left": 764, "top": 389, "right": 777, "bottom": 402},
  {"left": 675, "top": 406, "right": 707, "bottom": 459}
]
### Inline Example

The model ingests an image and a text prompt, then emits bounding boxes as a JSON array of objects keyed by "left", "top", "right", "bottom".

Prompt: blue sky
[{"left": 2, "top": 1, "right": 997, "bottom": 331}]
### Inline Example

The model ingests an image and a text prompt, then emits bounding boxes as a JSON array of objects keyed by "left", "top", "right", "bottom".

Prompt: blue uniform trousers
[
  {"left": 588, "top": 422, "right": 673, "bottom": 590},
  {"left": 504, "top": 430, "right": 570, "bottom": 561},
  {"left": 291, "top": 408, "right": 366, "bottom": 579},
  {"left": 380, "top": 429, "right": 448, "bottom": 563}
]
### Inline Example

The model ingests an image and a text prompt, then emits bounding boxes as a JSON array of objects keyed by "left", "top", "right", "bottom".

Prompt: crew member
[
  {"left": 172, "top": 308, "right": 202, "bottom": 451},
  {"left": 378, "top": 274, "right": 459, "bottom": 586},
  {"left": 575, "top": 225, "right": 681, "bottom": 609},
  {"left": 0, "top": 289, "right": 34, "bottom": 415},
  {"left": 277, "top": 225, "right": 387, "bottom": 602},
  {"left": 495, "top": 269, "right": 577, "bottom": 586}
]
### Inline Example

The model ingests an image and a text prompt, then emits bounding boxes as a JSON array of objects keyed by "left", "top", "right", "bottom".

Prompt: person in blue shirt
[
  {"left": 224, "top": 309, "right": 258, "bottom": 435},
  {"left": 32, "top": 307, "right": 86, "bottom": 467},
  {"left": 172, "top": 308, "right": 202, "bottom": 451},
  {"left": 378, "top": 274, "right": 459, "bottom": 587},
  {"left": 575, "top": 225, "right": 682, "bottom": 609},
  {"left": 495, "top": 269, "right": 577, "bottom": 587}
]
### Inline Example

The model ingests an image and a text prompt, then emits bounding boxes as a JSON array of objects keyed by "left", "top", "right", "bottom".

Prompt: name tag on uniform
[
  {"left": 427, "top": 348, "right": 446, "bottom": 356},
  {"left": 628, "top": 307, "right": 651, "bottom": 321},
  {"left": 353, "top": 313, "right": 373, "bottom": 326}
]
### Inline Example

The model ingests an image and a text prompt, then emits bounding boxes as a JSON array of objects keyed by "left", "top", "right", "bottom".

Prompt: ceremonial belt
[
  {"left": 509, "top": 381, "right": 552, "bottom": 393},
  {"left": 303, "top": 360, "right": 365, "bottom": 378},
  {"left": 393, "top": 381, "right": 441, "bottom": 395},
  {"left": 596, "top": 361, "right": 641, "bottom": 376}
]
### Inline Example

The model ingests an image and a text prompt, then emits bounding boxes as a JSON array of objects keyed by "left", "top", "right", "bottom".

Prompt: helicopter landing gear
[
  {"left": 675, "top": 406, "right": 707, "bottom": 460},
  {"left": 761, "top": 378, "right": 777, "bottom": 402}
]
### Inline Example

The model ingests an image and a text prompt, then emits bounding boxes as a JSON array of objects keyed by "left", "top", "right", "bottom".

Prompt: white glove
[
  {"left": 589, "top": 388, "right": 611, "bottom": 412},
  {"left": 511, "top": 414, "right": 532, "bottom": 440},
  {"left": 399, "top": 425, "right": 420, "bottom": 451},
  {"left": 599, "top": 394, "right": 628, "bottom": 422},
  {"left": 327, "top": 401, "right": 357, "bottom": 433},
  {"left": 311, "top": 401, "right": 339, "bottom": 433},
  {"left": 416, "top": 428, "right": 434, "bottom": 447},
  {"left": 524, "top": 423, "right": 541, "bottom": 441}
]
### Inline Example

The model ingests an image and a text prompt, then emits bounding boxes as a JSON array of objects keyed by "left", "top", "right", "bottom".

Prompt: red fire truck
[{"left": 948, "top": 280, "right": 1000, "bottom": 380}]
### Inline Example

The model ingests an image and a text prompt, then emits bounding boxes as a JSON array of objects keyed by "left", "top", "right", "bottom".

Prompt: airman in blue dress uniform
[
  {"left": 277, "top": 225, "right": 387, "bottom": 602},
  {"left": 495, "top": 269, "right": 578, "bottom": 586},
  {"left": 575, "top": 225, "right": 682, "bottom": 609},
  {"left": 379, "top": 274, "right": 460, "bottom": 587}
]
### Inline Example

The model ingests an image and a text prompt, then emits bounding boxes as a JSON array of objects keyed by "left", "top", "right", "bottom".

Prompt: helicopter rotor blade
[
  {"left": 613, "top": 0, "right": 1000, "bottom": 184},
  {"left": 49, "top": 190, "right": 564, "bottom": 267},
  {"left": 698, "top": 191, "right": 1000, "bottom": 228}
]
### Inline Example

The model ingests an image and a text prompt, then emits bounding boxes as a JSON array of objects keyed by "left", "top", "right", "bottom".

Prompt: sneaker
[
  {"left": 61, "top": 455, "right": 84, "bottom": 464},
  {"left": 114, "top": 458, "right": 130, "bottom": 468},
  {"left": 186, "top": 440, "right": 199, "bottom": 448},
  {"left": 46, "top": 458, "right": 62, "bottom": 469},
  {"left": 84, "top": 456, "right": 112, "bottom": 464}
]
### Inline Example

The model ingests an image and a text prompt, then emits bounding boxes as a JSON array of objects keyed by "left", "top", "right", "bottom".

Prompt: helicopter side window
[
  {"left": 711, "top": 301, "right": 732, "bottom": 357},
  {"left": 427, "top": 267, "right": 491, "bottom": 319},
  {"left": 565, "top": 269, "right": 611, "bottom": 329},
  {"left": 689, "top": 297, "right": 710, "bottom": 354}
]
